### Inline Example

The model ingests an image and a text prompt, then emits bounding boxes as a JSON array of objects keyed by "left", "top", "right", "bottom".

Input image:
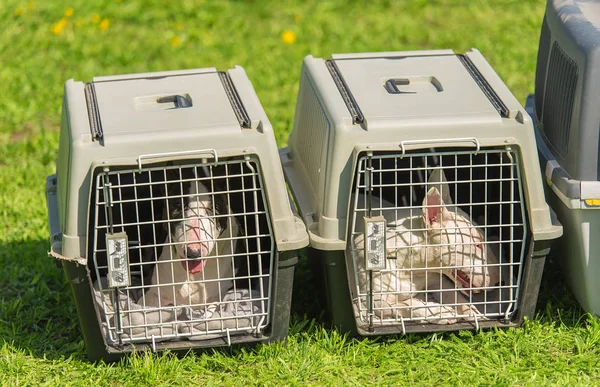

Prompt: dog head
[
  {"left": 422, "top": 186, "right": 500, "bottom": 294},
  {"left": 165, "top": 169, "right": 227, "bottom": 274}
]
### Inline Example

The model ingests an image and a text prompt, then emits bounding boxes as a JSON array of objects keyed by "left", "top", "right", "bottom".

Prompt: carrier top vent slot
[
  {"left": 84, "top": 82, "right": 103, "bottom": 141},
  {"left": 219, "top": 72, "right": 251, "bottom": 129},
  {"left": 326, "top": 59, "right": 364, "bottom": 125},
  {"left": 458, "top": 54, "right": 509, "bottom": 118}
]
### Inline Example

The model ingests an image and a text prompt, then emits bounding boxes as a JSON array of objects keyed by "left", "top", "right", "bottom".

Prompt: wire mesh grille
[
  {"left": 347, "top": 148, "right": 527, "bottom": 328},
  {"left": 90, "top": 158, "right": 274, "bottom": 345}
]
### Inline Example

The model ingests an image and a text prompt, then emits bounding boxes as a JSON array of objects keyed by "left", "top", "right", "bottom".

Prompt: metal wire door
[
  {"left": 347, "top": 148, "right": 527, "bottom": 330},
  {"left": 90, "top": 157, "right": 275, "bottom": 346}
]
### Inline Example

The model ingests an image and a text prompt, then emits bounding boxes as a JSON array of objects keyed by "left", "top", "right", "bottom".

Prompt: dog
[
  {"left": 352, "top": 169, "right": 500, "bottom": 324},
  {"left": 142, "top": 172, "right": 239, "bottom": 309}
]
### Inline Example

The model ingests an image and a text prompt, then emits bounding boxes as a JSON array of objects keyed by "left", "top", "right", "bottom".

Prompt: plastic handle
[
  {"left": 384, "top": 79, "right": 415, "bottom": 94},
  {"left": 137, "top": 148, "right": 218, "bottom": 170},
  {"left": 399, "top": 137, "right": 480, "bottom": 156},
  {"left": 156, "top": 94, "right": 193, "bottom": 109}
]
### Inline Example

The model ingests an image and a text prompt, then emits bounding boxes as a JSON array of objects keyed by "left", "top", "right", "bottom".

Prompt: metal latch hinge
[
  {"left": 101, "top": 168, "right": 131, "bottom": 288},
  {"left": 364, "top": 216, "right": 387, "bottom": 270}
]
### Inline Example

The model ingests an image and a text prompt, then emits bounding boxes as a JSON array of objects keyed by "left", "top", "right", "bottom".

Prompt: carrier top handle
[{"left": 136, "top": 148, "right": 218, "bottom": 172}]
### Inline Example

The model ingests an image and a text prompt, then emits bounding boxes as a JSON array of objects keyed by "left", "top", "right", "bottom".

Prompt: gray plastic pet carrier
[
  {"left": 526, "top": 0, "right": 600, "bottom": 315},
  {"left": 281, "top": 49, "right": 562, "bottom": 336},
  {"left": 45, "top": 67, "right": 308, "bottom": 361}
]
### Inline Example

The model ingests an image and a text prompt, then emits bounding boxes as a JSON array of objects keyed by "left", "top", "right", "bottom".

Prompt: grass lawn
[{"left": 1, "top": 0, "right": 599, "bottom": 385}]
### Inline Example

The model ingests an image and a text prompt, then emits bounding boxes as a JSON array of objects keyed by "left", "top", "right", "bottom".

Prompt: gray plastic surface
[
  {"left": 528, "top": 94, "right": 600, "bottom": 202},
  {"left": 535, "top": 0, "right": 600, "bottom": 181},
  {"left": 282, "top": 49, "right": 562, "bottom": 251},
  {"left": 527, "top": 94, "right": 600, "bottom": 317},
  {"left": 530, "top": 0, "right": 600, "bottom": 316}
]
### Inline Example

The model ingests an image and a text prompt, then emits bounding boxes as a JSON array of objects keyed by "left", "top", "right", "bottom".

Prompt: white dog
[
  {"left": 352, "top": 170, "right": 500, "bottom": 324},
  {"left": 143, "top": 178, "right": 239, "bottom": 309}
]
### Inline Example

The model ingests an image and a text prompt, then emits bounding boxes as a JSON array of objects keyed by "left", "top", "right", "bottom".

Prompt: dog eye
[{"left": 169, "top": 202, "right": 184, "bottom": 217}]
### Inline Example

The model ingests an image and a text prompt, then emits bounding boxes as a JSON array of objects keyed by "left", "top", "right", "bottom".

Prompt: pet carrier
[
  {"left": 281, "top": 49, "right": 562, "bottom": 336},
  {"left": 45, "top": 66, "right": 308, "bottom": 361},
  {"left": 526, "top": 0, "right": 600, "bottom": 315}
]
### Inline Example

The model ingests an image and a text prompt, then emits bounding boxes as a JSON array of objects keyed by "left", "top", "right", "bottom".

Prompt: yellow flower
[
  {"left": 64, "top": 8, "right": 74, "bottom": 17},
  {"left": 170, "top": 36, "right": 182, "bottom": 47},
  {"left": 99, "top": 18, "right": 110, "bottom": 30},
  {"left": 51, "top": 18, "right": 68, "bottom": 35},
  {"left": 14, "top": 7, "right": 24, "bottom": 17},
  {"left": 28, "top": 2, "right": 36, "bottom": 10},
  {"left": 91, "top": 14, "right": 101, "bottom": 24},
  {"left": 281, "top": 30, "right": 296, "bottom": 45}
]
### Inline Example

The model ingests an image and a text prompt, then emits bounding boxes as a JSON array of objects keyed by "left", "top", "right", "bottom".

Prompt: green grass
[{"left": 1, "top": 0, "right": 598, "bottom": 385}]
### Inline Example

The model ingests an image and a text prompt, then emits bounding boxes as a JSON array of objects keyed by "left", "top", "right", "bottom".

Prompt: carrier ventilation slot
[
  {"left": 84, "top": 83, "right": 103, "bottom": 141},
  {"left": 541, "top": 42, "right": 578, "bottom": 158},
  {"left": 458, "top": 55, "right": 509, "bottom": 118},
  {"left": 325, "top": 60, "right": 364, "bottom": 125},
  {"left": 218, "top": 72, "right": 251, "bottom": 129}
]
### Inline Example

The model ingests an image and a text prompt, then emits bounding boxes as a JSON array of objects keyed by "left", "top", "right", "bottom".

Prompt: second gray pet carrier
[
  {"left": 281, "top": 49, "right": 562, "bottom": 335},
  {"left": 527, "top": 0, "right": 600, "bottom": 316},
  {"left": 46, "top": 66, "right": 308, "bottom": 361}
]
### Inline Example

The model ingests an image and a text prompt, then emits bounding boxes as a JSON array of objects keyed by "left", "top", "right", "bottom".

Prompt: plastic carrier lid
[
  {"left": 87, "top": 69, "right": 248, "bottom": 140},
  {"left": 330, "top": 53, "right": 505, "bottom": 127}
]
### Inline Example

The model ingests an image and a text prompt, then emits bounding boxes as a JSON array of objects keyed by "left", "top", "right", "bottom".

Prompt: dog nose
[{"left": 186, "top": 247, "right": 202, "bottom": 258}]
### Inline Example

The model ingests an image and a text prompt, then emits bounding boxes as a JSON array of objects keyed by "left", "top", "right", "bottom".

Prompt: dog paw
[
  {"left": 432, "top": 317, "right": 457, "bottom": 325},
  {"left": 457, "top": 304, "right": 486, "bottom": 320}
]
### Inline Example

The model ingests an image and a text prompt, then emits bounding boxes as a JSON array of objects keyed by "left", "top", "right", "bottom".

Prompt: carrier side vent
[
  {"left": 293, "top": 73, "right": 330, "bottom": 195},
  {"left": 534, "top": 16, "right": 552, "bottom": 122},
  {"left": 84, "top": 83, "right": 103, "bottom": 141},
  {"left": 541, "top": 42, "right": 578, "bottom": 158},
  {"left": 325, "top": 60, "right": 364, "bottom": 125},
  {"left": 218, "top": 72, "right": 251, "bottom": 129},
  {"left": 458, "top": 55, "right": 509, "bottom": 118}
]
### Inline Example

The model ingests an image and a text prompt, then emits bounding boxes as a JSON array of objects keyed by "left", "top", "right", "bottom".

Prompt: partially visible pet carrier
[
  {"left": 281, "top": 49, "right": 562, "bottom": 335},
  {"left": 526, "top": 0, "right": 600, "bottom": 315},
  {"left": 46, "top": 67, "right": 308, "bottom": 361}
]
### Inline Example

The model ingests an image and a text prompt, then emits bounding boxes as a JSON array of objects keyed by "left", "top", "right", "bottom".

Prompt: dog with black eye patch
[{"left": 142, "top": 171, "right": 239, "bottom": 309}]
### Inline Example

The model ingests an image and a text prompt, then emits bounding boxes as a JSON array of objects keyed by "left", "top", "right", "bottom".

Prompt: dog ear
[
  {"left": 165, "top": 168, "right": 182, "bottom": 201},
  {"left": 427, "top": 168, "right": 453, "bottom": 205},
  {"left": 422, "top": 187, "right": 450, "bottom": 229}
]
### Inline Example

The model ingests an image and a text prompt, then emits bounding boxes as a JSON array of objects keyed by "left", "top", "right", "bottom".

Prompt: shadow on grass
[
  {"left": 290, "top": 249, "right": 328, "bottom": 324},
  {"left": 0, "top": 238, "right": 321, "bottom": 363},
  {"left": 0, "top": 239, "right": 333, "bottom": 363},
  {"left": 536, "top": 251, "right": 587, "bottom": 326},
  {"left": 289, "top": 244, "right": 588, "bottom": 344},
  {"left": 0, "top": 239, "right": 86, "bottom": 361},
  {"left": 0, "top": 239, "right": 586, "bottom": 363}
]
